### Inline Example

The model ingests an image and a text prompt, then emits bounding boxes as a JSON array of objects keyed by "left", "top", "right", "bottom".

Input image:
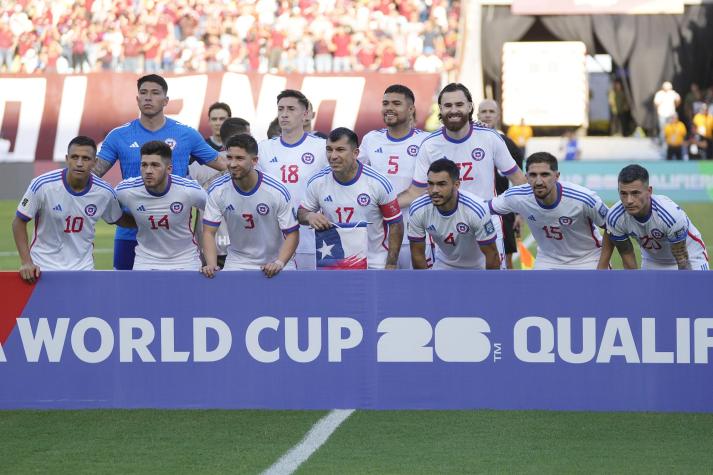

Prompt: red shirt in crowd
[{"left": 332, "top": 33, "right": 351, "bottom": 57}]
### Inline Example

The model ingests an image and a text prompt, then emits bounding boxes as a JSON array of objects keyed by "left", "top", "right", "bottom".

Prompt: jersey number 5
[
  {"left": 388, "top": 155, "right": 399, "bottom": 174},
  {"left": 149, "top": 215, "right": 170, "bottom": 230}
]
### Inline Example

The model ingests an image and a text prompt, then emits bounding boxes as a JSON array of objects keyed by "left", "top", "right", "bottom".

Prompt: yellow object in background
[{"left": 517, "top": 239, "right": 534, "bottom": 270}]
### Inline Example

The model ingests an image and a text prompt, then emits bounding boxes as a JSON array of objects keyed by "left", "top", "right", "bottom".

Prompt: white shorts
[
  {"left": 534, "top": 257, "right": 600, "bottom": 270},
  {"left": 295, "top": 252, "right": 316, "bottom": 270},
  {"left": 133, "top": 255, "right": 202, "bottom": 271},
  {"left": 642, "top": 258, "right": 709, "bottom": 271}
]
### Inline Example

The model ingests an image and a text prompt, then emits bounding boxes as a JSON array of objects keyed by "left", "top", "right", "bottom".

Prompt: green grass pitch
[{"left": 2, "top": 199, "right": 713, "bottom": 473}]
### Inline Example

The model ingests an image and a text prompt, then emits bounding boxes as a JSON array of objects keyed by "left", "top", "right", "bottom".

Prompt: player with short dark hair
[
  {"left": 220, "top": 117, "right": 251, "bottom": 144},
  {"left": 201, "top": 133, "right": 299, "bottom": 278},
  {"left": 409, "top": 158, "right": 500, "bottom": 270},
  {"left": 397, "top": 82, "right": 526, "bottom": 268},
  {"left": 359, "top": 84, "right": 428, "bottom": 268},
  {"left": 489, "top": 152, "right": 607, "bottom": 270},
  {"left": 258, "top": 89, "right": 328, "bottom": 269},
  {"left": 13, "top": 136, "right": 134, "bottom": 282},
  {"left": 93, "top": 73, "right": 226, "bottom": 270},
  {"left": 206, "top": 102, "right": 232, "bottom": 151},
  {"left": 115, "top": 140, "right": 207, "bottom": 270},
  {"left": 298, "top": 127, "right": 404, "bottom": 269},
  {"left": 602, "top": 164, "right": 708, "bottom": 270}
]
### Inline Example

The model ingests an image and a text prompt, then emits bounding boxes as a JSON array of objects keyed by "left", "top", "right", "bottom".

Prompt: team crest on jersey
[
  {"left": 256, "top": 203, "right": 270, "bottom": 215},
  {"left": 407, "top": 145, "right": 419, "bottom": 157},
  {"left": 559, "top": 216, "right": 573, "bottom": 226},
  {"left": 484, "top": 221, "right": 495, "bottom": 235},
  {"left": 170, "top": 201, "right": 184, "bottom": 214},
  {"left": 301, "top": 152, "right": 315, "bottom": 164},
  {"left": 84, "top": 204, "right": 97, "bottom": 217},
  {"left": 471, "top": 148, "right": 485, "bottom": 161},
  {"left": 651, "top": 228, "right": 664, "bottom": 240},
  {"left": 598, "top": 204, "right": 608, "bottom": 218},
  {"left": 456, "top": 222, "right": 470, "bottom": 234},
  {"left": 164, "top": 138, "right": 177, "bottom": 150},
  {"left": 357, "top": 193, "right": 371, "bottom": 206}
]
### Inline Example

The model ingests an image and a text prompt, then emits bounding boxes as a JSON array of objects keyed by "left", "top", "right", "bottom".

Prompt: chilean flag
[{"left": 315, "top": 223, "right": 368, "bottom": 269}]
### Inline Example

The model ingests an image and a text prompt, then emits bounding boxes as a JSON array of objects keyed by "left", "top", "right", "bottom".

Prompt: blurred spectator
[
  {"left": 692, "top": 104, "right": 713, "bottom": 159},
  {"left": 654, "top": 81, "right": 681, "bottom": 145},
  {"left": 506, "top": 118, "right": 533, "bottom": 157},
  {"left": 0, "top": 0, "right": 462, "bottom": 76},
  {"left": 683, "top": 83, "right": 704, "bottom": 129},
  {"left": 608, "top": 79, "right": 631, "bottom": 137},
  {"left": 560, "top": 129, "right": 581, "bottom": 161},
  {"left": 663, "top": 113, "right": 686, "bottom": 161}
]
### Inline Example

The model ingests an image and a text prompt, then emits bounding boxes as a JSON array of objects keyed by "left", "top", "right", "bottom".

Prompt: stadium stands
[{"left": 0, "top": 0, "right": 461, "bottom": 75}]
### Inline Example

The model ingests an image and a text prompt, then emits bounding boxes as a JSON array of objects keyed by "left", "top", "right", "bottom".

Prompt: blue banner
[
  {"left": 1, "top": 271, "right": 712, "bottom": 412},
  {"left": 559, "top": 161, "right": 713, "bottom": 202}
]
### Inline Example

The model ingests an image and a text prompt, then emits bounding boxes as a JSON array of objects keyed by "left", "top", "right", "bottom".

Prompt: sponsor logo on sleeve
[
  {"left": 598, "top": 204, "right": 608, "bottom": 218},
  {"left": 485, "top": 221, "right": 495, "bottom": 235}
]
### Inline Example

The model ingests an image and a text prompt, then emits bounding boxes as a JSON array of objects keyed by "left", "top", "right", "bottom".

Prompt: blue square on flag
[{"left": 315, "top": 223, "right": 368, "bottom": 269}]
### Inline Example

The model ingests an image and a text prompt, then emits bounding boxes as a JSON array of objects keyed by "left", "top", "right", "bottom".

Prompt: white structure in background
[{"left": 502, "top": 41, "right": 588, "bottom": 127}]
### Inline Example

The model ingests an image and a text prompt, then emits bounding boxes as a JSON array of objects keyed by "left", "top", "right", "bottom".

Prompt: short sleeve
[
  {"left": 357, "top": 134, "right": 371, "bottom": 164},
  {"left": 492, "top": 133, "right": 519, "bottom": 176},
  {"left": 97, "top": 131, "right": 120, "bottom": 165},
  {"left": 300, "top": 180, "right": 320, "bottom": 212},
  {"left": 277, "top": 193, "right": 299, "bottom": 234},
  {"left": 474, "top": 210, "right": 497, "bottom": 245},
  {"left": 407, "top": 209, "right": 426, "bottom": 242},
  {"left": 16, "top": 182, "right": 39, "bottom": 222},
  {"left": 191, "top": 185, "right": 208, "bottom": 210},
  {"left": 411, "top": 145, "right": 430, "bottom": 187},
  {"left": 488, "top": 194, "right": 514, "bottom": 216},
  {"left": 606, "top": 206, "right": 629, "bottom": 241},
  {"left": 102, "top": 195, "right": 123, "bottom": 224},
  {"left": 375, "top": 180, "right": 402, "bottom": 224},
  {"left": 665, "top": 206, "right": 689, "bottom": 243},
  {"left": 586, "top": 192, "right": 609, "bottom": 228},
  {"left": 190, "top": 129, "right": 220, "bottom": 165},
  {"left": 203, "top": 189, "right": 223, "bottom": 227}
]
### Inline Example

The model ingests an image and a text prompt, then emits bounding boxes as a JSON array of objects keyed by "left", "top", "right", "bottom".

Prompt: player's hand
[
  {"left": 307, "top": 212, "right": 332, "bottom": 231},
  {"left": 385, "top": 263, "right": 398, "bottom": 270},
  {"left": 19, "top": 262, "right": 40, "bottom": 284},
  {"left": 513, "top": 214, "right": 523, "bottom": 238},
  {"left": 200, "top": 265, "right": 220, "bottom": 278},
  {"left": 262, "top": 260, "right": 285, "bottom": 278}
]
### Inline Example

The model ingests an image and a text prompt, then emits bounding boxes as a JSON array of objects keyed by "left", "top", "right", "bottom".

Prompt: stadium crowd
[{"left": 0, "top": 0, "right": 460, "bottom": 75}]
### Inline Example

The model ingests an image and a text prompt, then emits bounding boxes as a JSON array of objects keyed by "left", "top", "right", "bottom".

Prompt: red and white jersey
[
  {"left": 16, "top": 168, "right": 122, "bottom": 270},
  {"left": 408, "top": 190, "right": 496, "bottom": 269},
  {"left": 412, "top": 124, "right": 519, "bottom": 201},
  {"left": 359, "top": 127, "right": 428, "bottom": 246},
  {"left": 300, "top": 162, "right": 403, "bottom": 269},
  {"left": 116, "top": 175, "right": 207, "bottom": 270},
  {"left": 189, "top": 159, "right": 230, "bottom": 256},
  {"left": 203, "top": 171, "right": 299, "bottom": 270},
  {"left": 607, "top": 194, "right": 708, "bottom": 270},
  {"left": 490, "top": 182, "right": 606, "bottom": 269},
  {"left": 257, "top": 132, "right": 327, "bottom": 255}
]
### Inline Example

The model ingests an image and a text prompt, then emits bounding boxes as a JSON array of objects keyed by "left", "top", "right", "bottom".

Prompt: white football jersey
[
  {"left": 412, "top": 124, "right": 519, "bottom": 201},
  {"left": 116, "top": 175, "right": 207, "bottom": 270},
  {"left": 257, "top": 132, "right": 327, "bottom": 257},
  {"left": 607, "top": 194, "right": 708, "bottom": 270},
  {"left": 16, "top": 169, "right": 122, "bottom": 270},
  {"left": 490, "top": 181, "right": 606, "bottom": 269},
  {"left": 408, "top": 190, "right": 497, "bottom": 269},
  {"left": 204, "top": 171, "right": 299, "bottom": 270},
  {"left": 359, "top": 127, "right": 428, "bottom": 253},
  {"left": 301, "top": 162, "right": 403, "bottom": 269},
  {"left": 189, "top": 160, "right": 230, "bottom": 256}
]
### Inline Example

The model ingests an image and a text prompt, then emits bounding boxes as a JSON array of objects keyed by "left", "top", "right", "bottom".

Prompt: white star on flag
[{"left": 317, "top": 242, "right": 334, "bottom": 258}]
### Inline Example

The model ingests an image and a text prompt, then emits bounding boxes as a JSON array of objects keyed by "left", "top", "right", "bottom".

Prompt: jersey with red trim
[
  {"left": 189, "top": 158, "right": 230, "bottom": 256},
  {"left": 257, "top": 132, "right": 327, "bottom": 256},
  {"left": 489, "top": 182, "right": 606, "bottom": 269},
  {"left": 412, "top": 124, "right": 518, "bottom": 200},
  {"left": 301, "top": 162, "right": 402, "bottom": 269},
  {"left": 203, "top": 171, "right": 298, "bottom": 270},
  {"left": 116, "top": 175, "right": 207, "bottom": 270},
  {"left": 359, "top": 127, "right": 428, "bottom": 247},
  {"left": 16, "top": 168, "right": 122, "bottom": 270},
  {"left": 408, "top": 190, "right": 496, "bottom": 269},
  {"left": 607, "top": 194, "right": 708, "bottom": 269}
]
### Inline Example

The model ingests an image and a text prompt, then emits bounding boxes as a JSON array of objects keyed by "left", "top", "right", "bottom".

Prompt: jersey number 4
[
  {"left": 444, "top": 233, "right": 456, "bottom": 246},
  {"left": 148, "top": 215, "right": 170, "bottom": 230}
]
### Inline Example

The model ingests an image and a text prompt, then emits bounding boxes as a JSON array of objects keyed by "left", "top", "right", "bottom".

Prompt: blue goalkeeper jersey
[{"left": 98, "top": 117, "right": 219, "bottom": 240}]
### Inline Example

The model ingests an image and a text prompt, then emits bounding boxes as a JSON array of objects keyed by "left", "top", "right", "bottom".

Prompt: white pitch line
[
  {"left": 262, "top": 409, "right": 355, "bottom": 475},
  {"left": 512, "top": 234, "right": 536, "bottom": 263},
  {"left": 0, "top": 248, "right": 113, "bottom": 257}
]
